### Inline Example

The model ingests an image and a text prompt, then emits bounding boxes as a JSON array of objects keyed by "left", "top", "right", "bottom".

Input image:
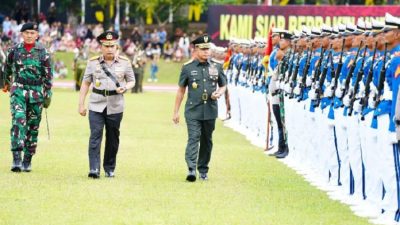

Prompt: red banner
[{"left": 207, "top": 5, "right": 400, "bottom": 46}]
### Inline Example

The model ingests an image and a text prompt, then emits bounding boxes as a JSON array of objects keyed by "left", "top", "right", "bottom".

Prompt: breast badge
[{"left": 192, "top": 81, "right": 198, "bottom": 89}]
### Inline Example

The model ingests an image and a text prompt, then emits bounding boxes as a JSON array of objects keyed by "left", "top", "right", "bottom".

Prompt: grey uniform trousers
[{"left": 88, "top": 108, "right": 123, "bottom": 173}]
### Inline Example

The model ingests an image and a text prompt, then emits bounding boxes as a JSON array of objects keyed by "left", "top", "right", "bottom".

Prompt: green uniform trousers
[
  {"left": 185, "top": 118, "right": 216, "bottom": 173},
  {"left": 10, "top": 91, "right": 43, "bottom": 156}
]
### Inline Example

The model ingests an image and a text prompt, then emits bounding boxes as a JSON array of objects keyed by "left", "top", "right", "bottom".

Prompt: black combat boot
[
  {"left": 186, "top": 168, "right": 196, "bottom": 182},
  {"left": 88, "top": 169, "right": 100, "bottom": 179},
  {"left": 22, "top": 154, "right": 32, "bottom": 172},
  {"left": 11, "top": 151, "right": 22, "bottom": 172},
  {"left": 275, "top": 145, "right": 289, "bottom": 159}
]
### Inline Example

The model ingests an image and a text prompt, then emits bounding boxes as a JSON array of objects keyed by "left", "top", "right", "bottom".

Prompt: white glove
[
  {"left": 335, "top": 86, "right": 344, "bottom": 98},
  {"left": 382, "top": 81, "right": 393, "bottom": 101},
  {"left": 387, "top": 132, "right": 398, "bottom": 145},
  {"left": 294, "top": 85, "right": 301, "bottom": 96},
  {"left": 324, "top": 86, "right": 333, "bottom": 97},
  {"left": 354, "top": 99, "right": 363, "bottom": 113},
  {"left": 359, "top": 82, "right": 365, "bottom": 93},
  {"left": 343, "top": 93, "right": 351, "bottom": 107},
  {"left": 284, "top": 83, "right": 291, "bottom": 94},
  {"left": 370, "top": 83, "right": 377, "bottom": 92},
  {"left": 368, "top": 94, "right": 377, "bottom": 109},
  {"left": 258, "top": 80, "right": 263, "bottom": 87},
  {"left": 309, "top": 88, "right": 317, "bottom": 100},
  {"left": 306, "top": 76, "right": 313, "bottom": 87},
  {"left": 269, "top": 80, "right": 278, "bottom": 94},
  {"left": 281, "top": 81, "right": 287, "bottom": 90}
]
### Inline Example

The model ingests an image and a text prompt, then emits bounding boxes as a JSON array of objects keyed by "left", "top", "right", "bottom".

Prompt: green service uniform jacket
[{"left": 179, "top": 59, "right": 227, "bottom": 120}]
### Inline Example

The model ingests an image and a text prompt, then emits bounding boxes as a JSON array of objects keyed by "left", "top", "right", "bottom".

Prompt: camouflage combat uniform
[{"left": 4, "top": 42, "right": 53, "bottom": 156}]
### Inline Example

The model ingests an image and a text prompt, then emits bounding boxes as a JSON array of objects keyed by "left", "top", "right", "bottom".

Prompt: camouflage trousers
[{"left": 10, "top": 93, "right": 43, "bottom": 156}]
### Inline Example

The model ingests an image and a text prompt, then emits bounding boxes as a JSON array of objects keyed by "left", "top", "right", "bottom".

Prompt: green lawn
[
  {"left": 54, "top": 52, "right": 182, "bottom": 85},
  {"left": 0, "top": 90, "right": 371, "bottom": 225}
]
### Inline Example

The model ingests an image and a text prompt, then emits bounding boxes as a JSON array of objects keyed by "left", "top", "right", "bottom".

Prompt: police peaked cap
[
  {"left": 97, "top": 31, "right": 119, "bottom": 46},
  {"left": 279, "top": 30, "right": 293, "bottom": 40},
  {"left": 320, "top": 24, "right": 332, "bottom": 36},
  {"left": 20, "top": 22, "right": 38, "bottom": 32},
  {"left": 192, "top": 34, "right": 212, "bottom": 49},
  {"left": 383, "top": 13, "right": 400, "bottom": 32},
  {"left": 371, "top": 19, "right": 384, "bottom": 36}
]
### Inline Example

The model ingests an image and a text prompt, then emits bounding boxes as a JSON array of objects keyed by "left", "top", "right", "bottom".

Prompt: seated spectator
[
  {"left": 145, "top": 43, "right": 153, "bottom": 59},
  {"left": 152, "top": 44, "right": 161, "bottom": 61},
  {"left": 174, "top": 47, "right": 183, "bottom": 62},
  {"left": 54, "top": 60, "right": 67, "bottom": 79},
  {"left": 163, "top": 41, "right": 173, "bottom": 61}
]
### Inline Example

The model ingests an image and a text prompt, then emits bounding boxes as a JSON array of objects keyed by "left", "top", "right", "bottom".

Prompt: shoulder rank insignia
[
  {"left": 89, "top": 55, "right": 100, "bottom": 61},
  {"left": 118, "top": 55, "right": 130, "bottom": 61},
  {"left": 183, "top": 59, "right": 193, "bottom": 66}
]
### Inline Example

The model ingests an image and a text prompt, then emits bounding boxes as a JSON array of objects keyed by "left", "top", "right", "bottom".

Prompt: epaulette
[
  {"left": 89, "top": 55, "right": 100, "bottom": 61},
  {"left": 210, "top": 58, "right": 223, "bottom": 66},
  {"left": 118, "top": 55, "right": 130, "bottom": 61},
  {"left": 183, "top": 59, "right": 194, "bottom": 66}
]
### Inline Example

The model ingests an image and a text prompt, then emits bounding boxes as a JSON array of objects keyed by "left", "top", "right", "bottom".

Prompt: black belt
[
  {"left": 15, "top": 77, "right": 42, "bottom": 85},
  {"left": 92, "top": 87, "right": 119, "bottom": 96}
]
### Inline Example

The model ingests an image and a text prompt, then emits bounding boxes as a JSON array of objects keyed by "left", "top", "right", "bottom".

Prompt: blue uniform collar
[{"left": 390, "top": 44, "right": 400, "bottom": 54}]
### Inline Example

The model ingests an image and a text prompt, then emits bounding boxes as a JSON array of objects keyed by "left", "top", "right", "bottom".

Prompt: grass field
[
  {"left": 54, "top": 52, "right": 182, "bottom": 85},
  {"left": 0, "top": 90, "right": 371, "bottom": 225}
]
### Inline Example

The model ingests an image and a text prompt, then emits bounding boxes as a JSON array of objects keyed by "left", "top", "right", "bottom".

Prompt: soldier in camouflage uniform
[
  {"left": 3, "top": 22, "right": 53, "bottom": 172},
  {"left": 173, "top": 34, "right": 227, "bottom": 182},
  {"left": 73, "top": 47, "right": 88, "bottom": 91}
]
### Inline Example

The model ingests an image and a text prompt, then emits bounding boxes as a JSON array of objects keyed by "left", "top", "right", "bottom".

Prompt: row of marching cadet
[{"left": 217, "top": 13, "right": 400, "bottom": 225}]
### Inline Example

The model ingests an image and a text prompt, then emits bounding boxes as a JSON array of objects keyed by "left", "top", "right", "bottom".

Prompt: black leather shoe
[
  {"left": 268, "top": 150, "right": 283, "bottom": 157},
  {"left": 11, "top": 151, "right": 22, "bottom": 172},
  {"left": 22, "top": 154, "right": 32, "bottom": 172},
  {"left": 186, "top": 169, "right": 196, "bottom": 182},
  {"left": 275, "top": 147, "right": 289, "bottom": 159},
  {"left": 88, "top": 170, "right": 100, "bottom": 179},
  {"left": 199, "top": 173, "right": 208, "bottom": 181},
  {"left": 105, "top": 171, "right": 115, "bottom": 178}
]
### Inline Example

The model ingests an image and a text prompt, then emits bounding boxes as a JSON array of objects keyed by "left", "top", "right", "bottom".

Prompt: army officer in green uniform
[{"left": 173, "top": 34, "right": 227, "bottom": 182}]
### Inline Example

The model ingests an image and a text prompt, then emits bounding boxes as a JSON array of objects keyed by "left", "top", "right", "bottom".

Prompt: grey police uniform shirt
[
  {"left": 179, "top": 59, "right": 227, "bottom": 120},
  {"left": 83, "top": 55, "right": 135, "bottom": 115}
]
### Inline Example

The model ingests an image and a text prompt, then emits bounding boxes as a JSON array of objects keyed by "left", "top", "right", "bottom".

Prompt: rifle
[
  {"left": 348, "top": 45, "right": 368, "bottom": 116},
  {"left": 373, "top": 42, "right": 388, "bottom": 108},
  {"left": 285, "top": 47, "right": 296, "bottom": 84},
  {"left": 234, "top": 55, "right": 243, "bottom": 86},
  {"left": 360, "top": 42, "right": 378, "bottom": 120},
  {"left": 288, "top": 50, "right": 302, "bottom": 98},
  {"left": 330, "top": 39, "right": 346, "bottom": 99},
  {"left": 298, "top": 44, "right": 313, "bottom": 102},
  {"left": 341, "top": 41, "right": 364, "bottom": 100},
  {"left": 279, "top": 49, "right": 292, "bottom": 83},
  {"left": 312, "top": 45, "right": 326, "bottom": 84},
  {"left": 314, "top": 46, "right": 333, "bottom": 107}
]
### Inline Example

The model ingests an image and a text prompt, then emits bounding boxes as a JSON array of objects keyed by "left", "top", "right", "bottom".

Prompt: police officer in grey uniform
[
  {"left": 173, "top": 34, "right": 227, "bottom": 182},
  {"left": 79, "top": 31, "right": 135, "bottom": 179}
]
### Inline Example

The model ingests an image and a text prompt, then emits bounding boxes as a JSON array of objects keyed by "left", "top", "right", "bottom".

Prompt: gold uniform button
[
  {"left": 204, "top": 101, "right": 207, "bottom": 104},
  {"left": 204, "top": 89, "right": 207, "bottom": 92},
  {"left": 203, "top": 79, "right": 206, "bottom": 82}
]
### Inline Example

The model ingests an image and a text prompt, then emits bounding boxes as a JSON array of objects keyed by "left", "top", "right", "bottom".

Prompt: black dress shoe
[
  {"left": 275, "top": 147, "right": 289, "bottom": 159},
  {"left": 105, "top": 171, "right": 115, "bottom": 178},
  {"left": 186, "top": 169, "right": 196, "bottom": 182},
  {"left": 88, "top": 170, "right": 100, "bottom": 179},
  {"left": 22, "top": 154, "right": 32, "bottom": 172},
  {"left": 199, "top": 173, "right": 208, "bottom": 181},
  {"left": 11, "top": 151, "right": 22, "bottom": 172},
  {"left": 268, "top": 150, "right": 283, "bottom": 157}
]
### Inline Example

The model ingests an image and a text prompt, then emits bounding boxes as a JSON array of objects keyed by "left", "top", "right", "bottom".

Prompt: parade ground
[{"left": 0, "top": 88, "right": 371, "bottom": 225}]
